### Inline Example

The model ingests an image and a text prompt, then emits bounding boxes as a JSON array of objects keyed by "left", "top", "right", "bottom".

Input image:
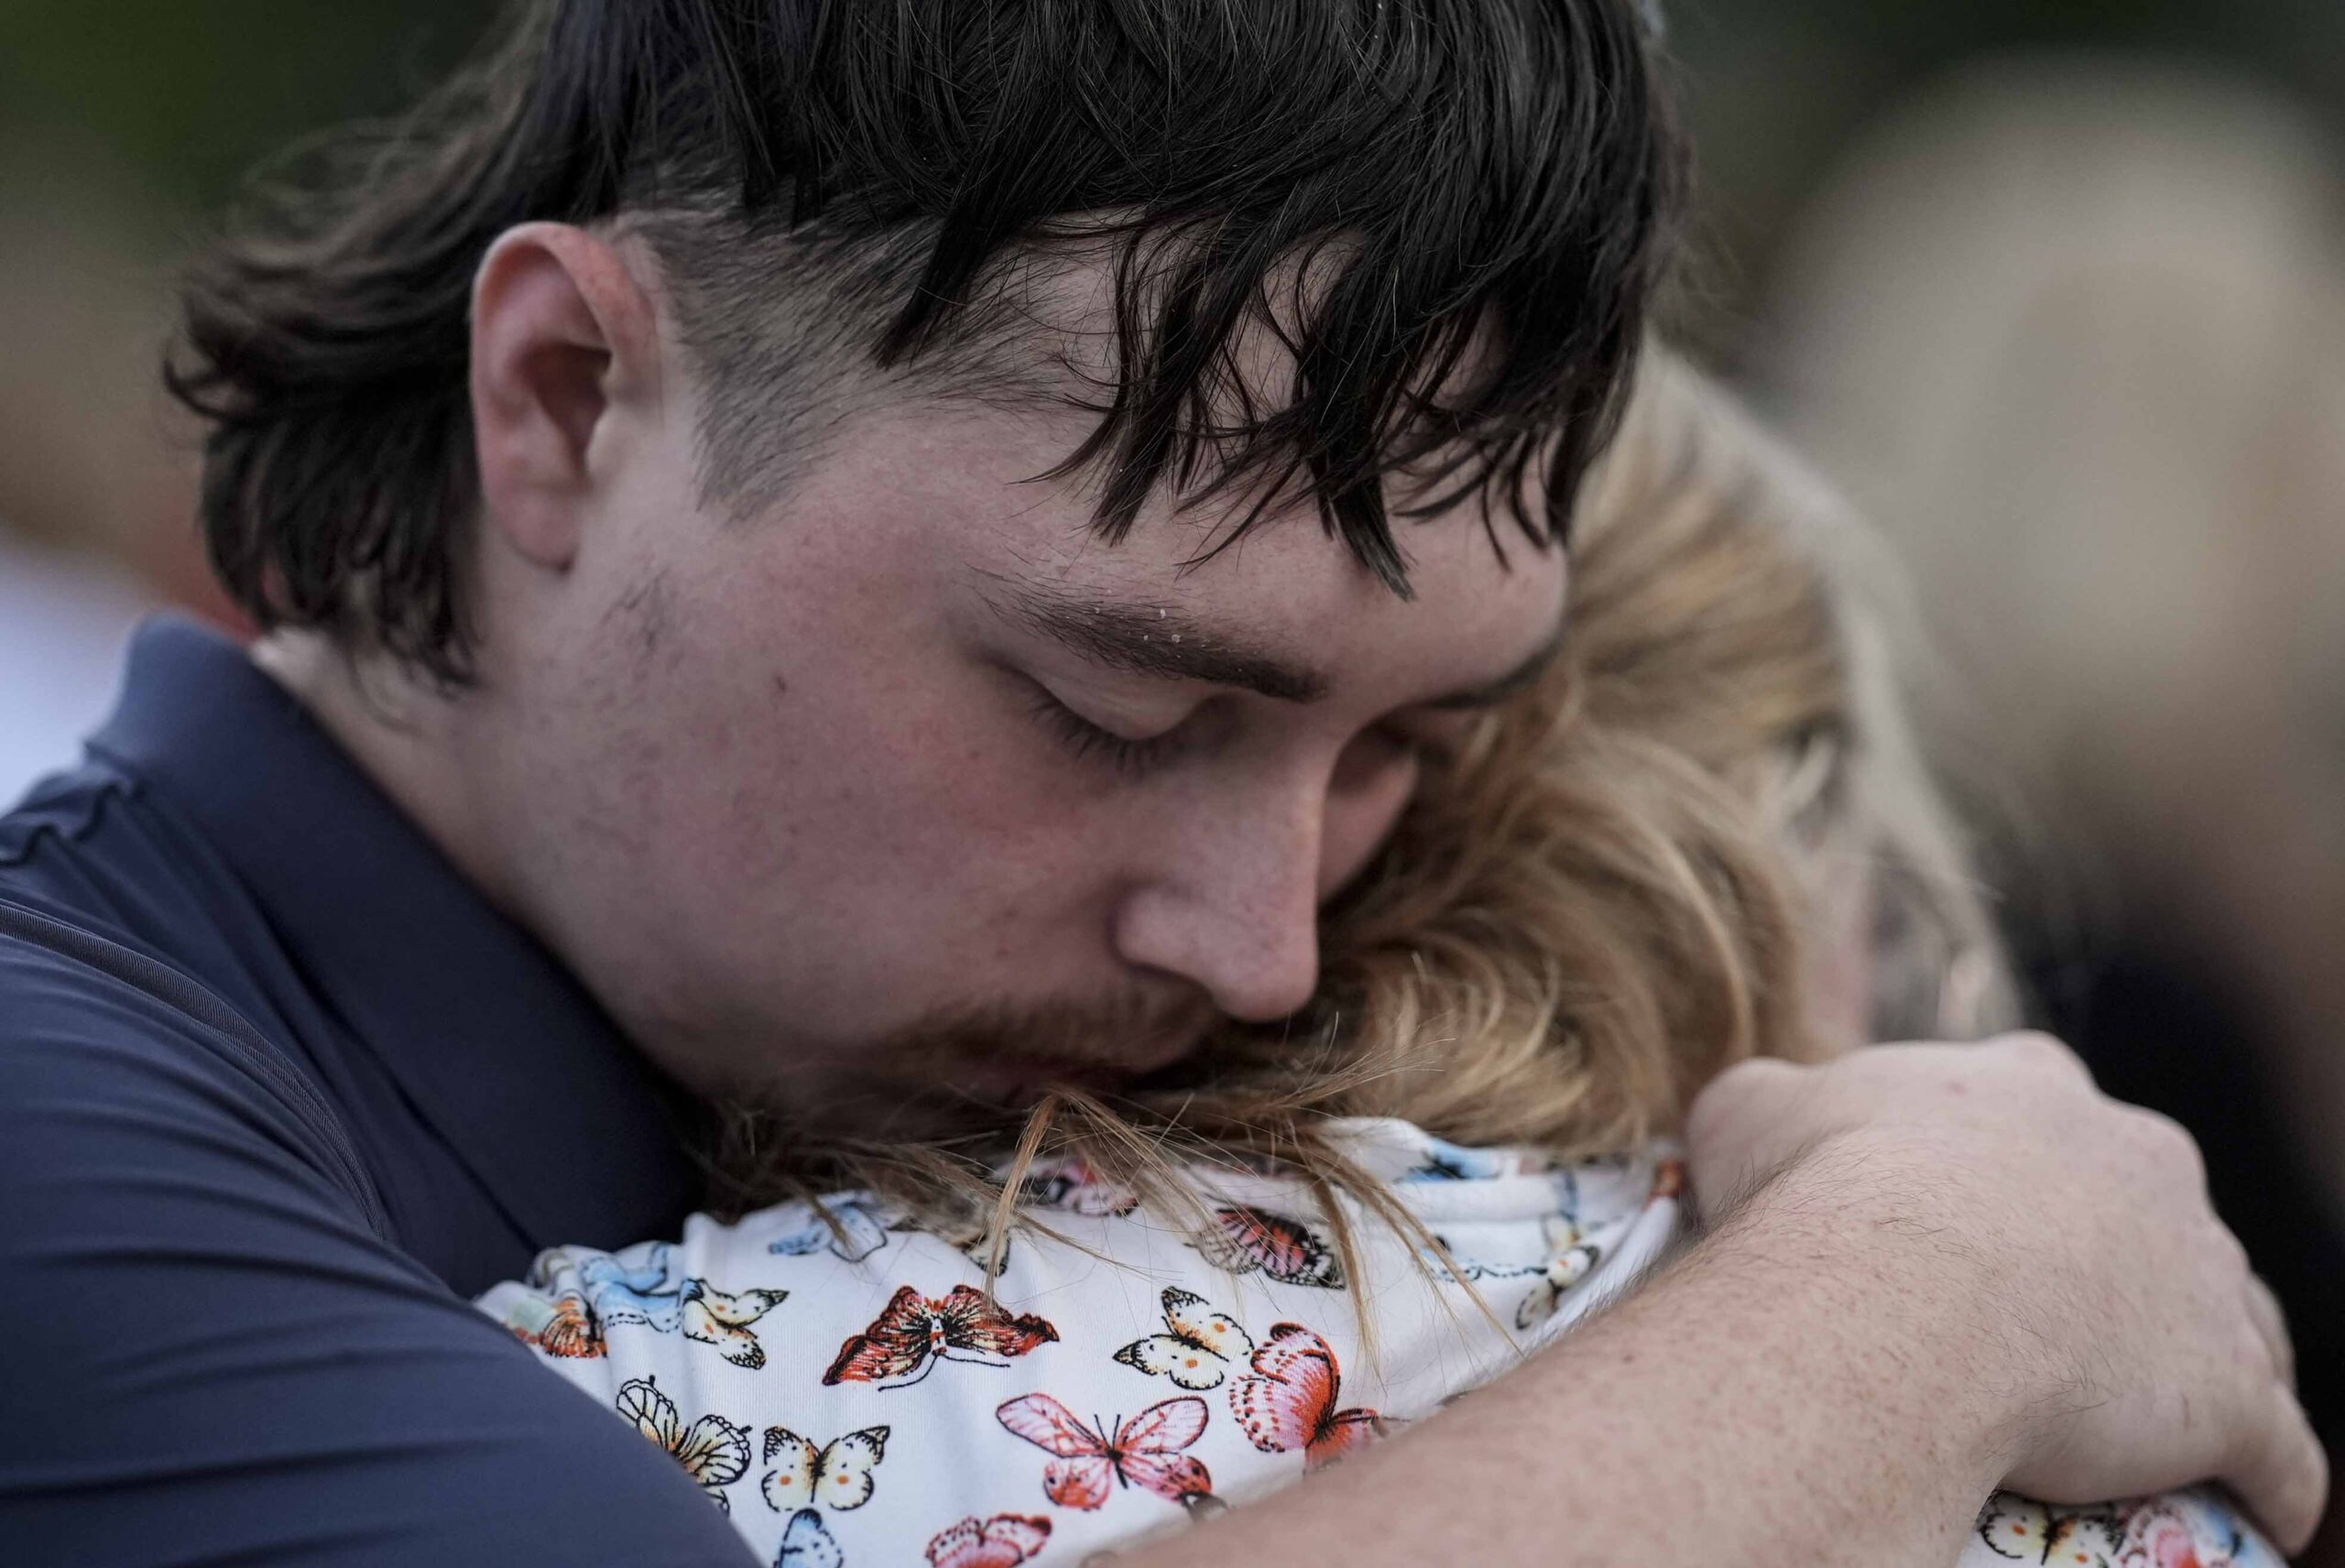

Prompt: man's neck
[
  {"left": 247, "top": 627, "right": 762, "bottom": 1105},
  {"left": 249, "top": 630, "right": 529, "bottom": 928}
]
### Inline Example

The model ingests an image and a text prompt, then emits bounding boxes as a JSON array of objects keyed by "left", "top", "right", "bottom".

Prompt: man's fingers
[
  {"left": 2243, "top": 1272, "right": 2296, "bottom": 1392},
  {"left": 2221, "top": 1378, "right": 2329, "bottom": 1557},
  {"left": 1992, "top": 1029, "right": 2098, "bottom": 1085}
]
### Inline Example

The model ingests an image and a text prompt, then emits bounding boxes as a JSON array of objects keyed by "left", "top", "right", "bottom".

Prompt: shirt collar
[{"left": 89, "top": 615, "right": 702, "bottom": 1251}]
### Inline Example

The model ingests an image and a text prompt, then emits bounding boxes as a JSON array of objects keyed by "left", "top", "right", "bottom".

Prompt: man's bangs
[
  {"left": 638, "top": 0, "right": 1681, "bottom": 589},
  {"left": 172, "top": 0, "right": 1681, "bottom": 680},
  {"left": 830, "top": 0, "right": 1683, "bottom": 591}
]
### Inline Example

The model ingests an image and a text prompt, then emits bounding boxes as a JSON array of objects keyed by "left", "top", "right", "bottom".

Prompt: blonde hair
[{"left": 705, "top": 350, "right": 2014, "bottom": 1250}]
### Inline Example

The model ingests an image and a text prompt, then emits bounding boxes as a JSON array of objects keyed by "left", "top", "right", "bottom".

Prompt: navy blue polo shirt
[{"left": 0, "top": 617, "right": 756, "bottom": 1564}]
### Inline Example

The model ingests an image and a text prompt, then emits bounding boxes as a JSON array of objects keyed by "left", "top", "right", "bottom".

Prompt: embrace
[{"left": 0, "top": 3, "right": 2324, "bottom": 1566}]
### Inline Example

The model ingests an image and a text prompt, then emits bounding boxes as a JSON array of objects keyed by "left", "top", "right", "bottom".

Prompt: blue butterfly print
[
  {"left": 1402, "top": 1138, "right": 1511, "bottom": 1182},
  {"left": 768, "top": 1195, "right": 894, "bottom": 1264},
  {"left": 775, "top": 1507, "right": 843, "bottom": 1568},
  {"left": 564, "top": 1247, "right": 790, "bottom": 1367},
  {"left": 581, "top": 1244, "right": 688, "bottom": 1331}
]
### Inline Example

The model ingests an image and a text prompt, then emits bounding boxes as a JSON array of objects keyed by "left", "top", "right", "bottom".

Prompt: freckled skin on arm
[
  {"left": 1113, "top": 1036, "right": 2329, "bottom": 1566},
  {"left": 1120, "top": 1156, "right": 2006, "bottom": 1568}
]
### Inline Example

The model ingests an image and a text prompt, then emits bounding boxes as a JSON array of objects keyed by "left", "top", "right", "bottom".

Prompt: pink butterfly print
[
  {"left": 926, "top": 1512, "right": 1053, "bottom": 1568},
  {"left": 995, "top": 1392, "right": 1216, "bottom": 1510},
  {"left": 823, "top": 1285, "right": 1059, "bottom": 1388},
  {"left": 2119, "top": 1500, "right": 2236, "bottom": 1568},
  {"left": 1191, "top": 1206, "right": 1343, "bottom": 1288},
  {"left": 1229, "top": 1322, "right": 1390, "bottom": 1472}
]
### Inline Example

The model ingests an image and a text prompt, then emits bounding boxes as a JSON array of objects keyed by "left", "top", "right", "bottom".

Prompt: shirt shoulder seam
[{"left": 0, "top": 895, "right": 396, "bottom": 1239}]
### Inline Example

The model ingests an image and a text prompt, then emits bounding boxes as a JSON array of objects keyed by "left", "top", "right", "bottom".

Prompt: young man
[{"left": 0, "top": 4, "right": 2322, "bottom": 1564}]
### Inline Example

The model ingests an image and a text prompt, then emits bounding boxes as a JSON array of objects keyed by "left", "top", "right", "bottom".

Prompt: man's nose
[{"left": 1110, "top": 782, "right": 1327, "bottom": 1024}]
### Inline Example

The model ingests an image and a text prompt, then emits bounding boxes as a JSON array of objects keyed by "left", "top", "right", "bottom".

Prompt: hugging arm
[
  {"left": 1121, "top": 1036, "right": 2326, "bottom": 1568},
  {"left": 3, "top": 936, "right": 2317, "bottom": 1568}
]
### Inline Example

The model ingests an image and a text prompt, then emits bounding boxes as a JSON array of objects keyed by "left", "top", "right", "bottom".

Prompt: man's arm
[
  {"left": 0, "top": 935, "right": 756, "bottom": 1567},
  {"left": 1127, "top": 1036, "right": 2327, "bottom": 1568},
  {"left": 6, "top": 953, "right": 2319, "bottom": 1568}
]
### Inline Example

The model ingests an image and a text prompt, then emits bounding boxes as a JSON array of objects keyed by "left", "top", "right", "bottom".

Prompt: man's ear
[{"left": 469, "top": 223, "right": 662, "bottom": 572}]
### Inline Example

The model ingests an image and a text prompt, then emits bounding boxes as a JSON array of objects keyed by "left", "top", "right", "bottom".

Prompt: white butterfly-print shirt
[{"left": 474, "top": 1119, "right": 2274, "bottom": 1568}]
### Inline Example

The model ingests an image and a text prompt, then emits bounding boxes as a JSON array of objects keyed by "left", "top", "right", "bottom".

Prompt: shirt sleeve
[{"left": 0, "top": 931, "right": 758, "bottom": 1567}]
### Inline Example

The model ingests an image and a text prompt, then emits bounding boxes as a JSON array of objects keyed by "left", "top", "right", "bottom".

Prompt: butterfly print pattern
[
  {"left": 926, "top": 1513, "right": 1053, "bottom": 1568},
  {"left": 1018, "top": 1160, "right": 1140, "bottom": 1217},
  {"left": 616, "top": 1376, "right": 750, "bottom": 1513},
  {"left": 497, "top": 1287, "right": 604, "bottom": 1358},
  {"left": 1511, "top": 1241, "right": 1605, "bottom": 1330},
  {"left": 761, "top": 1425, "right": 890, "bottom": 1514},
  {"left": 1973, "top": 1491, "right": 2267, "bottom": 1568},
  {"left": 769, "top": 1194, "right": 898, "bottom": 1264},
  {"left": 823, "top": 1285, "right": 1059, "bottom": 1388},
  {"left": 498, "top": 1246, "right": 791, "bottom": 1369},
  {"left": 504, "top": 1134, "right": 2285, "bottom": 1565},
  {"left": 1190, "top": 1206, "right": 1343, "bottom": 1289},
  {"left": 926, "top": 1212, "right": 1019, "bottom": 1280},
  {"left": 1399, "top": 1136, "right": 1518, "bottom": 1181},
  {"left": 1113, "top": 1287, "right": 1255, "bottom": 1391},
  {"left": 774, "top": 1507, "right": 844, "bottom": 1568},
  {"left": 1228, "top": 1323, "right": 1389, "bottom": 1473},
  {"left": 1978, "top": 1496, "right": 2122, "bottom": 1563},
  {"left": 496, "top": 1246, "right": 685, "bottom": 1357},
  {"left": 474, "top": 1131, "right": 2271, "bottom": 1568},
  {"left": 680, "top": 1278, "right": 791, "bottom": 1369},
  {"left": 581, "top": 1247, "right": 691, "bottom": 1328},
  {"left": 996, "top": 1392, "right": 1216, "bottom": 1510},
  {"left": 1420, "top": 1152, "right": 1685, "bottom": 1329}
]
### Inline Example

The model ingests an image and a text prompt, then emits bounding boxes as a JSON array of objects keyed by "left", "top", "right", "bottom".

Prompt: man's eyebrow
[
  {"left": 980, "top": 573, "right": 1568, "bottom": 711},
  {"left": 979, "top": 575, "right": 1331, "bottom": 703}
]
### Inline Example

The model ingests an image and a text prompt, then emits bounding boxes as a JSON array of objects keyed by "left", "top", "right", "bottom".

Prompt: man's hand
[{"left": 1688, "top": 1031, "right": 2329, "bottom": 1554}]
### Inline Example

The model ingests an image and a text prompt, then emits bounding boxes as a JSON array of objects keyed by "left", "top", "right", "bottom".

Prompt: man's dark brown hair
[{"left": 169, "top": 0, "right": 1685, "bottom": 685}]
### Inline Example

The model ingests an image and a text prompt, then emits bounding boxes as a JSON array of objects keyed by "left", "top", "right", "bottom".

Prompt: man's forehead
[
  {"left": 923, "top": 235, "right": 1522, "bottom": 484},
  {"left": 971, "top": 492, "right": 1570, "bottom": 710}
]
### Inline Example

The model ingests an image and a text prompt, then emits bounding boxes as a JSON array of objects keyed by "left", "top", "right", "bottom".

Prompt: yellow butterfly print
[
  {"left": 680, "top": 1279, "right": 789, "bottom": 1368},
  {"left": 1114, "top": 1287, "right": 1256, "bottom": 1391},
  {"left": 616, "top": 1376, "right": 750, "bottom": 1513},
  {"left": 760, "top": 1425, "right": 890, "bottom": 1514}
]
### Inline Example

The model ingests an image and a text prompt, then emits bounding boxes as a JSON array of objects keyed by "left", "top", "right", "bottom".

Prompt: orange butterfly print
[
  {"left": 1191, "top": 1206, "right": 1343, "bottom": 1288},
  {"left": 995, "top": 1393, "right": 1216, "bottom": 1510},
  {"left": 1229, "top": 1322, "right": 1390, "bottom": 1472},
  {"left": 501, "top": 1290, "right": 604, "bottom": 1358},
  {"left": 822, "top": 1285, "right": 1058, "bottom": 1388},
  {"left": 926, "top": 1512, "right": 1053, "bottom": 1568}
]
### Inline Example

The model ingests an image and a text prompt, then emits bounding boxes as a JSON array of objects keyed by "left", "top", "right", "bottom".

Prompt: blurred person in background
[{"left": 1761, "top": 57, "right": 2345, "bottom": 1554}]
